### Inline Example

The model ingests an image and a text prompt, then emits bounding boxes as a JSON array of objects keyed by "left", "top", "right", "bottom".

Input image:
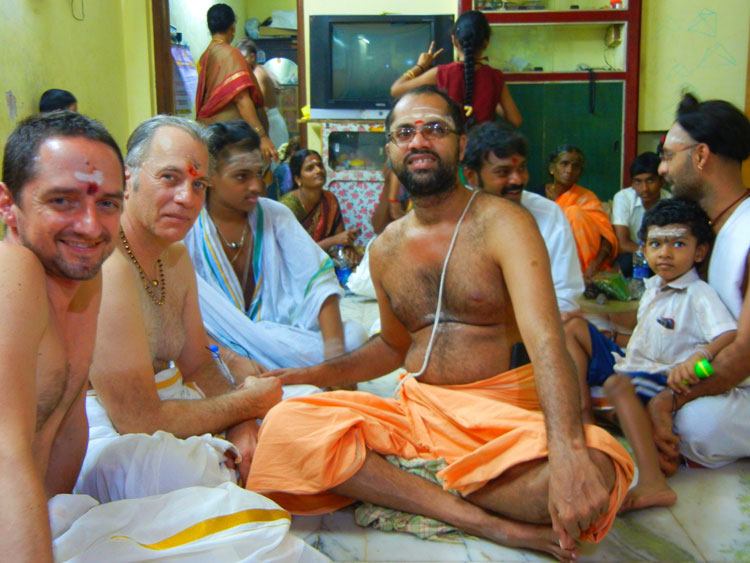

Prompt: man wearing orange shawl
[
  {"left": 545, "top": 147, "right": 618, "bottom": 283},
  {"left": 248, "top": 88, "right": 634, "bottom": 561},
  {"left": 195, "top": 4, "right": 276, "bottom": 161}
]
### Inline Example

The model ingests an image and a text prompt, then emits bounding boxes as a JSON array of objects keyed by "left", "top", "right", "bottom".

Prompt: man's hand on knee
[
  {"left": 548, "top": 447, "right": 611, "bottom": 544},
  {"left": 226, "top": 419, "right": 260, "bottom": 484}
]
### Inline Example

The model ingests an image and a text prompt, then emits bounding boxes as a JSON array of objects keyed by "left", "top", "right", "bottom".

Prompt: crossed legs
[{"left": 331, "top": 448, "right": 616, "bottom": 562}]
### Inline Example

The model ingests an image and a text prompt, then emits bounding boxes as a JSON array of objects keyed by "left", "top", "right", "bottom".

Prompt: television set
[{"left": 309, "top": 15, "right": 455, "bottom": 120}]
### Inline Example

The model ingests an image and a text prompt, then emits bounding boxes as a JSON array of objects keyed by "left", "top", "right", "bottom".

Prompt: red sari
[
  {"left": 195, "top": 41, "right": 263, "bottom": 122},
  {"left": 280, "top": 190, "right": 343, "bottom": 242}
]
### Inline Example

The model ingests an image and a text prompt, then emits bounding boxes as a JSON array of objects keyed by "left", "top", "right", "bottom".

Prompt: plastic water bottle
[
  {"left": 630, "top": 247, "right": 648, "bottom": 299},
  {"left": 333, "top": 245, "right": 352, "bottom": 287}
]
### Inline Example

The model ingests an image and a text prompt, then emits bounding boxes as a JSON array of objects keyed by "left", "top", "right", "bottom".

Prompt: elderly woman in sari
[
  {"left": 280, "top": 150, "right": 362, "bottom": 266},
  {"left": 184, "top": 121, "right": 366, "bottom": 370},
  {"left": 544, "top": 145, "right": 618, "bottom": 284}
]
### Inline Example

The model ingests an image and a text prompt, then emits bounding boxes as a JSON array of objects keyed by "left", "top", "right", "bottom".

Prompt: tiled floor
[{"left": 290, "top": 295, "right": 750, "bottom": 562}]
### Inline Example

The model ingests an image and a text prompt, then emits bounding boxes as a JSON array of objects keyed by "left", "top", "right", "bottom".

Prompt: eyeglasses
[
  {"left": 659, "top": 144, "right": 697, "bottom": 163},
  {"left": 387, "top": 122, "right": 457, "bottom": 146}
]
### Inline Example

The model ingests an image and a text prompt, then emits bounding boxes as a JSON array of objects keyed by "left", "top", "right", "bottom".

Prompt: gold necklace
[
  {"left": 119, "top": 228, "right": 166, "bottom": 306},
  {"left": 215, "top": 220, "right": 249, "bottom": 264}
]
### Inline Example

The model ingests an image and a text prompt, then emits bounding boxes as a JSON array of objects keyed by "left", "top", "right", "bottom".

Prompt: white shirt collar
[{"left": 646, "top": 267, "right": 700, "bottom": 292}]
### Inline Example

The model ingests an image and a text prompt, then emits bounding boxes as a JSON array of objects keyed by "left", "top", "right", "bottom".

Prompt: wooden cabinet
[{"left": 461, "top": 0, "right": 642, "bottom": 199}]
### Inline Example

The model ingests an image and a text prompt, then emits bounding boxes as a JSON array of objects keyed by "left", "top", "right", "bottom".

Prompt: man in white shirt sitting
[
  {"left": 611, "top": 151, "right": 671, "bottom": 276},
  {"left": 462, "top": 123, "right": 584, "bottom": 316}
]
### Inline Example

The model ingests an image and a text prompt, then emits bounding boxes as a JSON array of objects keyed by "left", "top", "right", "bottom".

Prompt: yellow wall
[
  {"left": 639, "top": 0, "right": 750, "bottom": 131},
  {"left": 121, "top": 0, "right": 157, "bottom": 135},
  {"left": 0, "top": 0, "right": 155, "bottom": 154},
  {"left": 246, "top": 0, "right": 296, "bottom": 23}
]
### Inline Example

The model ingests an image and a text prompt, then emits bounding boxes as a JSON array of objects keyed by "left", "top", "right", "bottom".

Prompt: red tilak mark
[
  {"left": 414, "top": 120, "right": 424, "bottom": 125},
  {"left": 511, "top": 156, "right": 520, "bottom": 165},
  {"left": 187, "top": 164, "right": 199, "bottom": 178},
  {"left": 86, "top": 183, "right": 98, "bottom": 195}
]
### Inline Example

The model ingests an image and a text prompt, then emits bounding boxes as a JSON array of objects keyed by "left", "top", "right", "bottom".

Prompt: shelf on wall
[
  {"left": 474, "top": 0, "right": 630, "bottom": 13},
  {"left": 487, "top": 21, "right": 626, "bottom": 74}
]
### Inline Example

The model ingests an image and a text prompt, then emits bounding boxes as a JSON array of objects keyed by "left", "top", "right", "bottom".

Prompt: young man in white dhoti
[
  {"left": 184, "top": 120, "right": 366, "bottom": 370},
  {"left": 0, "top": 111, "right": 325, "bottom": 562}
]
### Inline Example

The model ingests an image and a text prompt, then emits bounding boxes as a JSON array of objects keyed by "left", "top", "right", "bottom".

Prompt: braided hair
[{"left": 453, "top": 10, "right": 491, "bottom": 129}]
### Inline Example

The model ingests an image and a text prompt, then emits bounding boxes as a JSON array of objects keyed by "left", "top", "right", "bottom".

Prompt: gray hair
[
  {"left": 236, "top": 37, "right": 257, "bottom": 57},
  {"left": 125, "top": 115, "right": 212, "bottom": 184}
]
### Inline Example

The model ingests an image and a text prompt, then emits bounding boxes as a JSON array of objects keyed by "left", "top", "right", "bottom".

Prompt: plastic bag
[{"left": 592, "top": 271, "right": 631, "bottom": 301}]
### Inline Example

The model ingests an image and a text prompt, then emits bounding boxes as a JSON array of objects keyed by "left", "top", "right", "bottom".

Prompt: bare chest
[
  {"left": 140, "top": 280, "right": 187, "bottom": 372},
  {"left": 35, "top": 310, "right": 94, "bottom": 432},
  {"left": 381, "top": 234, "right": 509, "bottom": 334}
]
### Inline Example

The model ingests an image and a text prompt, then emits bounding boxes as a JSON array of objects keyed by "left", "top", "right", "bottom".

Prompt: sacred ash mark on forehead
[
  {"left": 74, "top": 170, "right": 104, "bottom": 195},
  {"left": 394, "top": 105, "right": 456, "bottom": 130},
  {"left": 664, "top": 123, "right": 695, "bottom": 147},
  {"left": 222, "top": 151, "right": 265, "bottom": 170},
  {"left": 647, "top": 226, "right": 690, "bottom": 240}
]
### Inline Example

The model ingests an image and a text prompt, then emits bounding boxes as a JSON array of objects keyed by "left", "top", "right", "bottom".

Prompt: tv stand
[
  {"left": 313, "top": 119, "right": 388, "bottom": 246},
  {"left": 309, "top": 108, "right": 390, "bottom": 121}
]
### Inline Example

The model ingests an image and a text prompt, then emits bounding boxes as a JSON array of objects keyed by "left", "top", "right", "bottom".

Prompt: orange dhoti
[{"left": 247, "top": 365, "right": 634, "bottom": 542}]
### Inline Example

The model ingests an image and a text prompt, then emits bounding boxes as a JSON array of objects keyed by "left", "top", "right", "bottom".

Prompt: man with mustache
[
  {"left": 247, "top": 86, "right": 633, "bottom": 561},
  {"left": 646, "top": 93, "right": 750, "bottom": 472},
  {"left": 462, "top": 123, "right": 584, "bottom": 315}
]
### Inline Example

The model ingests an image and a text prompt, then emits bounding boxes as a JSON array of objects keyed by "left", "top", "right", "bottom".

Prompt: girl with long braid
[{"left": 391, "top": 10, "right": 521, "bottom": 129}]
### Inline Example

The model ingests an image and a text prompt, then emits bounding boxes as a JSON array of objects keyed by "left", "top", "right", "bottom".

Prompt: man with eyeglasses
[
  {"left": 248, "top": 86, "right": 634, "bottom": 561},
  {"left": 611, "top": 152, "right": 671, "bottom": 276},
  {"left": 645, "top": 93, "right": 750, "bottom": 473}
]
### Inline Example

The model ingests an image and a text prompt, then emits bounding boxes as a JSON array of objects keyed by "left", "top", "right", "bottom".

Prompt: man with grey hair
[
  {"left": 83, "top": 115, "right": 287, "bottom": 489},
  {"left": 0, "top": 111, "right": 325, "bottom": 561}
]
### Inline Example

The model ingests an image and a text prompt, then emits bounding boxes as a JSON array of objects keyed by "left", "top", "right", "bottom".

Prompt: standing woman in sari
[{"left": 280, "top": 150, "right": 362, "bottom": 265}]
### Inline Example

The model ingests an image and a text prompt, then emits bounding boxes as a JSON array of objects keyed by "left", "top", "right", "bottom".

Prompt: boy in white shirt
[{"left": 598, "top": 198, "right": 736, "bottom": 512}]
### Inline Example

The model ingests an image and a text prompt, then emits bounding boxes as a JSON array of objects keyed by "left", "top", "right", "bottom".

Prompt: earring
[{"left": 697, "top": 163, "right": 703, "bottom": 171}]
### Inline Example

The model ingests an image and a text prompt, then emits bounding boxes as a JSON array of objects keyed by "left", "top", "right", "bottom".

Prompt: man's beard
[
  {"left": 393, "top": 150, "right": 457, "bottom": 198},
  {"left": 19, "top": 231, "right": 113, "bottom": 281},
  {"left": 668, "top": 165, "right": 704, "bottom": 202},
  {"left": 670, "top": 177, "right": 704, "bottom": 202}
]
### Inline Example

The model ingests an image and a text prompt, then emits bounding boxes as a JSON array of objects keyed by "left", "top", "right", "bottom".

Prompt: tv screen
[
  {"left": 310, "top": 15, "right": 454, "bottom": 119},
  {"left": 331, "top": 22, "right": 432, "bottom": 102}
]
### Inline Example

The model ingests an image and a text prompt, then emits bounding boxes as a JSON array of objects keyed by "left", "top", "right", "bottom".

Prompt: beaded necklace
[{"left": 119, "top": 228, "right": 166, "bottom": 306}]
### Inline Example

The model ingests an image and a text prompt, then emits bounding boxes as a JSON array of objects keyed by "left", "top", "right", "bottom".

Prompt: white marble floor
[{"left": 289, "top": 295, "right": 750, "bottom": 562}]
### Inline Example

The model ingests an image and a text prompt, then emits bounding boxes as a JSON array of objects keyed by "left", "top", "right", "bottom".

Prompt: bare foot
[
  {"left": 619, "top": 483, "right": 677, "bottom": 513},
  {"left": 477, "top": 518, "right": 579, "bottom": 562}
]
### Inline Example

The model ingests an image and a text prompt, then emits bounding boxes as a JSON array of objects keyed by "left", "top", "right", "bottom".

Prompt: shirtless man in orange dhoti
[{"left": 247, "top": 86, "right": 634, "bottom": 561}]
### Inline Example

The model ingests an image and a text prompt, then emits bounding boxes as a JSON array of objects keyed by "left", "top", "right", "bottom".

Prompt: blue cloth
[
  {"left": 622, "top": 371, "right": 668, "bottom": 403},
  {"left": 586, "top": 321, "right": 625, "bottom": 387}
]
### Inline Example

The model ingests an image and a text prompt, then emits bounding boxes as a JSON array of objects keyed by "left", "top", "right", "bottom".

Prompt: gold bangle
[
  {"left": 403, "top": 69, "right": 416, "bottom": 80},
  {"left": 253, "top": 125, "right": 266, "bottom": 137}
]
